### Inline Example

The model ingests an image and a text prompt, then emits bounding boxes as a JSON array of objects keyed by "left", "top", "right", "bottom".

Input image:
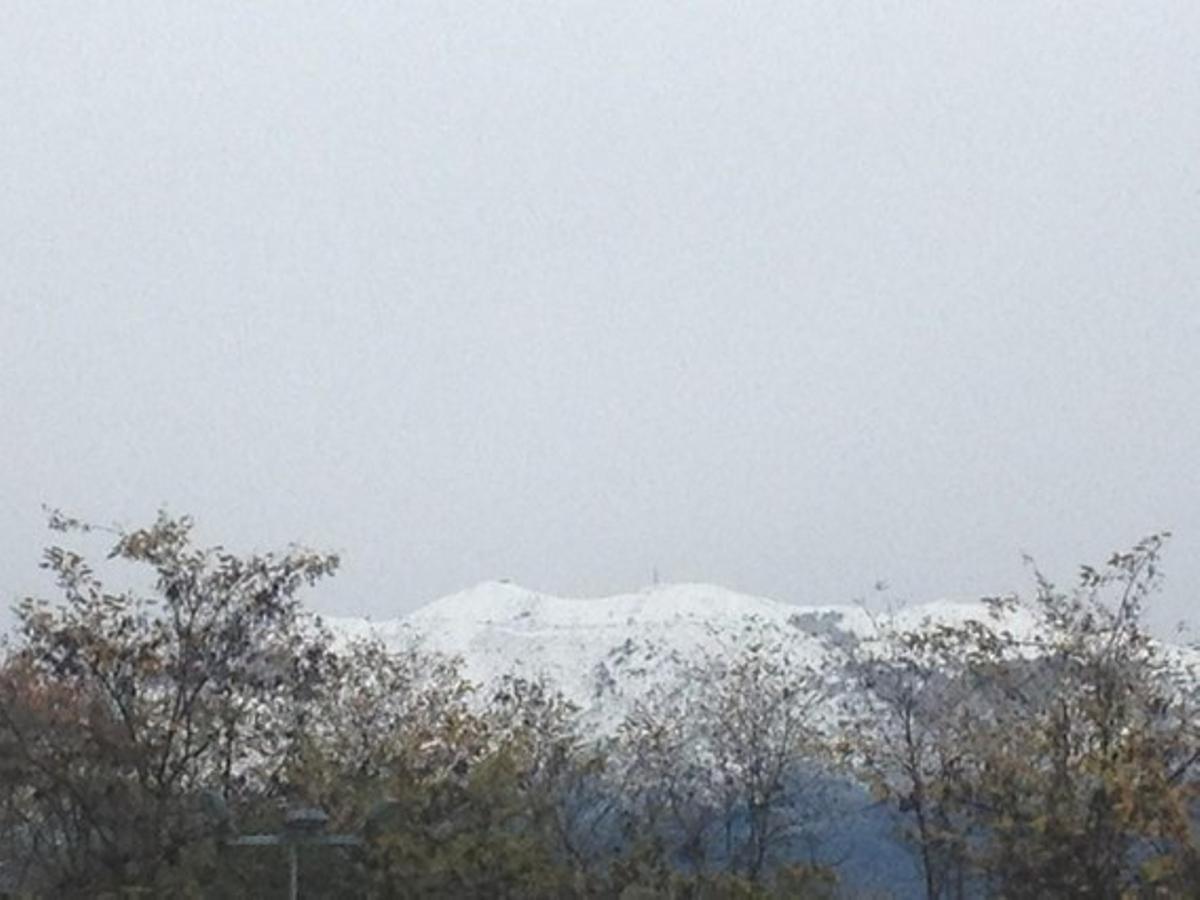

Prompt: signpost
[{"left": 228, "top": 806, "right": 362, "bottom": 900}]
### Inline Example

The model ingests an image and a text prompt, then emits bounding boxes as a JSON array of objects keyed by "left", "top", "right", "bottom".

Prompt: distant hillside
[{"left": 323, "top": 581, "right": 1048, "bottom": 734}]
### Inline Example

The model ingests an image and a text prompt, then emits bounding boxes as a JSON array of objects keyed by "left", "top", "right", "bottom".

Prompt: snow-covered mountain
[
  {"left": 323, "top": 581, "right": 1045, "bottom": 733},
  {"left": 321, "top": 582, "right": 1195, "bottom": 896}
]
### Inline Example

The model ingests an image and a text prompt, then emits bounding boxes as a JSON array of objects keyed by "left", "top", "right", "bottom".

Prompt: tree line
[{"left": 0, "top": 512, "right": 1197, "bottom": 898}]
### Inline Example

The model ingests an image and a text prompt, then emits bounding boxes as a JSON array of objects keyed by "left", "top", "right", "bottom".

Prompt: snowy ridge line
[{"left": 319, "top": 581, "right": 1058, "bottom": 735}]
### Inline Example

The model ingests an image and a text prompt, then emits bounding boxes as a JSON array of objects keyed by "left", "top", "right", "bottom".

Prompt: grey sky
[{"left": 3, "top": 2, "right": 1198, "bottom": 629}]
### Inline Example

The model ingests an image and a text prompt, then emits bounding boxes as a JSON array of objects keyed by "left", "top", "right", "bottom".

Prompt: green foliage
[
  {"left": 2, "top": 512, "right": 1195, "bottom": 899},
  {"left": 617, "top": 632, "right": 833, "bottom": 884},
  {"left": 609, "top": 862, "right": 836, "bottom": 900},
  {"left": 0, "top": 510, "right": 338, "bottom": 895},
  {"left": 363, "top": 747, "right": 574, "bottom": 898},
  {"left": 352, "top": 675, "right": 609, "bottom": 897},
  {"left": 843, "top": 533, "right": 1200, "bottom": 898}
]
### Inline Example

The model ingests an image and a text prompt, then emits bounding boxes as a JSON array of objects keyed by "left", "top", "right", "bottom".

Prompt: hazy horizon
[{"left": 3, "top": 3, "right": 1198, "bottom": 632}]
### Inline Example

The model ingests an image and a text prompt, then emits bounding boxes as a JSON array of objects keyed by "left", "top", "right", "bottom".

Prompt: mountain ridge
[{"left": 322, "top": 581, "right": 1047, "bottom": 734}]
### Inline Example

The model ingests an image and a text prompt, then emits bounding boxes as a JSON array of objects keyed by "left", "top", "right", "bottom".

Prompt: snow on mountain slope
[{"left": 322, "top": 582, "right": 1046, "bottom": 734}]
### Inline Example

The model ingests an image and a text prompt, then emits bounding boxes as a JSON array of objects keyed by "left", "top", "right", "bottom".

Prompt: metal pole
[{"left": 227, "top": 814, "right": 359, "bottom": 899}]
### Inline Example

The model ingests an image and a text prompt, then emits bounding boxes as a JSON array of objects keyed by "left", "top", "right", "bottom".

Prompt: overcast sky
[{"left": 2, "top": 2, "right": 1198, "bottom": 629}]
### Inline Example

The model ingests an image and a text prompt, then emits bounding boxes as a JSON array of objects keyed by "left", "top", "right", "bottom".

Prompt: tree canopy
[{"left": 1, "top": 513, "right": 1197, "bottom": 898}]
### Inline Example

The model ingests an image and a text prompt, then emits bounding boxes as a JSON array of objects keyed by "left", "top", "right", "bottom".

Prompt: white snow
[{"left": 322, "top": 581, "right": 1049, "bottom": 734}]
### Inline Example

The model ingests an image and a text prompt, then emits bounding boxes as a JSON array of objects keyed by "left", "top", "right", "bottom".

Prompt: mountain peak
[
  {"left": 325, "top": 583, "right": 1065, "bottom": 737},
  {"left": 407, "top": 581, "right": 796, "bottom": 628},
  {"left": 406, "top": 580, "right": 544, "bottom": 624}
]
